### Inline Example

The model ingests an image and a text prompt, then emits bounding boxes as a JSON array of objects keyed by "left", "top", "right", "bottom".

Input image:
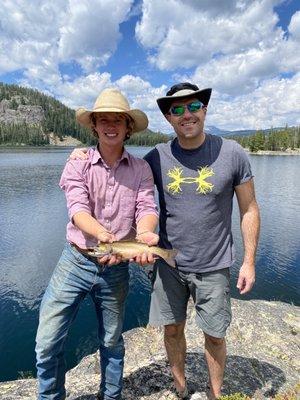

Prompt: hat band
[{"left": 92, "top": 106, "right": 130, "bottom": 112}]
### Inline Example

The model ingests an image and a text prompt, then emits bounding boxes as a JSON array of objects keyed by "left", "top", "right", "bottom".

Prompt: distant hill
[
  {"left": 0, "top": 82, "right": 96, "bottom": 146},
  {"left": 206, "top": 125, "right": 288, "bottom": 137}
]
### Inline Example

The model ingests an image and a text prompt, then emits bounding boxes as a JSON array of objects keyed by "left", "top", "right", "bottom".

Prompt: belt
[
  {"left": 72, "top": 243, "right": 94, "bottom": 257},
  {"left": 71, "top": 243, "right": 107, "bottom": 269}
]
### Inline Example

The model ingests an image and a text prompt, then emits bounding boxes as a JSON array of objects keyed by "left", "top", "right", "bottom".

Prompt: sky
[{"left": 0, "top": 0, "right": 299, "bottom": 133}]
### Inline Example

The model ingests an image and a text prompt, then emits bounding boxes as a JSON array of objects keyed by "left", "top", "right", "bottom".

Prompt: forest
[{"left": 228, "top": 126, "right": 300, "bottom": 152}]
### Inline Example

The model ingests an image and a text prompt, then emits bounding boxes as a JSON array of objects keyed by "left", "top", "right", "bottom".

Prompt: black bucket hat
[{"left": 157, "top": 82, "right": 212, "bottom": 115}]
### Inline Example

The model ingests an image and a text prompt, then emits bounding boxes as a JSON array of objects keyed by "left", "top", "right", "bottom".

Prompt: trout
[{"left": 87, "top": 240, "right": 177, "bottom": 268}]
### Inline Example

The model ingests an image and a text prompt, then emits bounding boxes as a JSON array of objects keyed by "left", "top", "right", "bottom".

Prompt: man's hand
[
  {"left": 134, "top": 252, "right": 156, "bottom": 266},
  {"left": 96, "top": 231, "right": 123, "bottom": 266},
  {"left": 97, "top": 253, "right": 123, "bottom": 266},
  {"left": 97, "top": 230, "right": 116, "bottom": 244},
  {"left": 134, "top": 231, "right": 159, "bottom": 266},
  {"left": 136, "top": 231, "right": 159, "bottom": 246},
  {"left": 69, "top": 147, "right": 89, "bottom": 160},
  {"left": 236, "top": 263, "right": 255, "bottom": 294}
]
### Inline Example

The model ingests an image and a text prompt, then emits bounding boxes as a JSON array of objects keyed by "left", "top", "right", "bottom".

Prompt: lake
[{"left": 0, "top": 146, "right": 299, "bottom": 381}]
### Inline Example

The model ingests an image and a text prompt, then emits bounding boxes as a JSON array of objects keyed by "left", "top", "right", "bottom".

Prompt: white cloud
[
  {"left": 206, "top": 73, "right": 300, "bottom": 130},
  {"left": 288, "top": 10, "right": 300, "bottom": 39},
  {"left": 58, "top": 0, "right": 133, "bottom": 72},
  {"left": 0, "top": 0, "right": 64, "bottom": 74},
  {"left": 192, "top": 47, "right": 280, "bottom": 96},
  {"left": 0, "top": 0, "right": 133, "bottom": 77},
  {"left": 136, "top": 0, "right": 282, "bottom": 71},
  {"left": 54, "top": 72, "right": 112, "bottom": 109},
  {"left": 115, "top": 75, "right": 151, "bottom": 95}
]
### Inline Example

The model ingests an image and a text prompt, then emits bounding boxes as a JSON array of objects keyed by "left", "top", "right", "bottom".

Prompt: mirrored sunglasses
[{"left": 169, "top": 100, "right": 204, "bottom": 116}]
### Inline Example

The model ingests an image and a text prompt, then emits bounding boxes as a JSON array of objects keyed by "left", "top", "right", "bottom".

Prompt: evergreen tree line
[
  {"left": 229, "top": 126, "right": 300, "bottom": 152},
  {"left": 0, "top": 122, "right": 49, "bottom": 146},
  {"left": 126, "top": 130, "right": 171, "bottom": 146}
]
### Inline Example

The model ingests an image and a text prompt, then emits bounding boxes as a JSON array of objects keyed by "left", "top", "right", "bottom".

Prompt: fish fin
[{"left": 87, "top": 250, "right": 110, "bottom": 257}]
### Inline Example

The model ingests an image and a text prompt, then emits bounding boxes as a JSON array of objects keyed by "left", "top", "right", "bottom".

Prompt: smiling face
[
  {"left": 92, "top": 112, "right": 130, "bottom": 148},
  {"left": 165, "top": 96, "right": 207, "bottom": 149}
]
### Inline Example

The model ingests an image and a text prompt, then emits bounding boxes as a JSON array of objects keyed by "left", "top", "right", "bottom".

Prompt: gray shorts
[{"left": 149, "top": 260, "right": 232, "bottom": 338}]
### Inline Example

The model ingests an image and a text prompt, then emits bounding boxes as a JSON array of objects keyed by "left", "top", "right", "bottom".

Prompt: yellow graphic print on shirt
[{"left": 167, "top": 166, "right": 214, "bottom": 194}]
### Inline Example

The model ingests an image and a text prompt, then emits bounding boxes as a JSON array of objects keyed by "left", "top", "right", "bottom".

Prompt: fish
[{"left": 87, "top": 240, "right": 177, "bottom": 268}]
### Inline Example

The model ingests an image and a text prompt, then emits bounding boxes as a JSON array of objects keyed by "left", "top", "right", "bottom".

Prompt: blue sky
[{"left": 0, "top": 0, "right": 299, "bottom": 132}]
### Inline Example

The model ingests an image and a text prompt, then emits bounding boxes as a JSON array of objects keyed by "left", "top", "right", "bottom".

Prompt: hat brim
[
  {"left": 76, "top": 107, "right": 148, "bottom": 134},
  {"left": 157, "top": 88, "right": 212, "bottom": 115}
]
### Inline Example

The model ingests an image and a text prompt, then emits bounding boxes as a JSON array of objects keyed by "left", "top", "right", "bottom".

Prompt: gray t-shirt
[{"left": 144, "top": 134, "right": 253, "bottom": 273}]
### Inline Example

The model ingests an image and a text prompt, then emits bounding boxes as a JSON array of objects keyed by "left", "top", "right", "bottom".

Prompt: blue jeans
[{"left": 35, "top": 242, "right": 129, "bottom": 400}]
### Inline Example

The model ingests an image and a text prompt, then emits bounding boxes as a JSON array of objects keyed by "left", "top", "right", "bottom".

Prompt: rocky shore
[
  {"left": 248, "top": 149, "right": 300, "bottom": 156},
  {"left": 0, "top": 299, "right": 299, "bottom": 400}
]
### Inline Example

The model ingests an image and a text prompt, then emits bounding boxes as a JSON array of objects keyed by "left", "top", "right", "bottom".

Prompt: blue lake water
[{"left": 0, "top": 146, "right": 299, "bottom": 381}]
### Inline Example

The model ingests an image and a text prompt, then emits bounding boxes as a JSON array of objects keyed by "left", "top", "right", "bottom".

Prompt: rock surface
[
  {"left": 48, "top": 133, "right": 83, "bottom": 146},
  {"left": 0, "top": 299, "right": 299, "bottom": 399},
  {"left": 0, "top": 99, "right": 44, "bottom": 125}
]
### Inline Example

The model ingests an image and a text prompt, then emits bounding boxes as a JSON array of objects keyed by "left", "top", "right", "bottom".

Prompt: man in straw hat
[
  {"left": 35, "top": 88, "right": 159, "bottom": 400},
  {"left": 68, "top": 82, "right": 260, "bottom": 399}
]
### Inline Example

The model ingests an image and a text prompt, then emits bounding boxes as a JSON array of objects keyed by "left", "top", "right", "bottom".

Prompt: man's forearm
[
  {"left": 240, "top": 201, "right": 260, "bottom": 265},
  {"left": 136, "top": 214, "right": 158, "bottom": 235},
  {"left": 73, "top": 211, "right": 108, "bottom": 240}
]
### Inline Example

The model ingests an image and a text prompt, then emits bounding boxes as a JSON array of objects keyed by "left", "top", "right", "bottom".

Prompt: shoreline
[
  {"left": 0, "top": 299, "right": 299, "bottom": 399},
  {"left": 1, "top": 143, "right": 300, "bottom": 155},
  {"left": 247, "top": 149, "right": 300, "bottom": 156},
  {"left": 1, "top": 146, "right": 300, "bottom": 156}
]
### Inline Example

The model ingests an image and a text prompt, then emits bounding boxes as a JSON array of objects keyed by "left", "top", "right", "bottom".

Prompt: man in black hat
[
  {"left": 144, "top": 82, "right": 260, "bottom": 399},
  {"left": 68, "top": 82, "right": 260, "bottom": 399}
]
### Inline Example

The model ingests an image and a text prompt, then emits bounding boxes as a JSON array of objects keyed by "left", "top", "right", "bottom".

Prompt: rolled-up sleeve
[
  {"left": 59, "top": 160, "right": 92, "bottom": 220},
  {"left": 135, "top": 161, "right": 158, "bottom": 222}
]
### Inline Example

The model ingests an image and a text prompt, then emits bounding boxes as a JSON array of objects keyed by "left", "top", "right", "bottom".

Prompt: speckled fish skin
[{"left": 87, "top": 240, "right": 177, "bottom": 268}]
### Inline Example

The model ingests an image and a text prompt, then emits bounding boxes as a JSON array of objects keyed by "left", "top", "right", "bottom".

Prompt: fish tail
[{"left": 163, "top": 249, "right": 177, "bottom": 268}]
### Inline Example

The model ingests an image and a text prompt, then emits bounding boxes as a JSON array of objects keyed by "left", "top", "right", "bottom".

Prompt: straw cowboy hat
[
  {"left": 157, "top": 82, "right": 212, "bottom": 115},
  {"left": 76, "top": 88, "right": 148, "bottom": 134}
]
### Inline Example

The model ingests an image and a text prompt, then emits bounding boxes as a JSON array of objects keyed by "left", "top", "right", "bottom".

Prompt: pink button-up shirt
[{"left": 59, "top": 147, "right": 158, "bottom": 249}]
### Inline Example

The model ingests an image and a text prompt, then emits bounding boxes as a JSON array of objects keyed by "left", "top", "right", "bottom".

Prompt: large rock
[
  {"left": 0, "top": 99, "right": 44, "bottom": 125},
  {"left": 0, "top": 299, "right": 299, "bottom": 399}
]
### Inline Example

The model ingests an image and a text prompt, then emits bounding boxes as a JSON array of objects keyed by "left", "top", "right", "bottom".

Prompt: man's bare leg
[
  {"left": 204, "top": 333, "right": 226, "bottom": 399},
  {"left": 164, "top": 321, "right": 187, "bottom": 393}
]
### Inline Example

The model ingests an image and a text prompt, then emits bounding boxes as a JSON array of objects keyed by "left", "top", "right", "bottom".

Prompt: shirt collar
[{"left": 91, "top": 146, "right": 130, "bottom": 165}]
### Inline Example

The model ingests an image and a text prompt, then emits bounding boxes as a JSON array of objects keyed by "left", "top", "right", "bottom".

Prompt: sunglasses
[{"left": 169, "top": 100, "right": 204, "bottom": 116}]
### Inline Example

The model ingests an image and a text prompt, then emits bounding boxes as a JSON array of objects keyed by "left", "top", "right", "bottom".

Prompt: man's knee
[
  {"left": 204, "top": 333, "right": 225, "bottom": 348},
  {"left": 164, "top": 321, "right": 186, "bottom": 340}
]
